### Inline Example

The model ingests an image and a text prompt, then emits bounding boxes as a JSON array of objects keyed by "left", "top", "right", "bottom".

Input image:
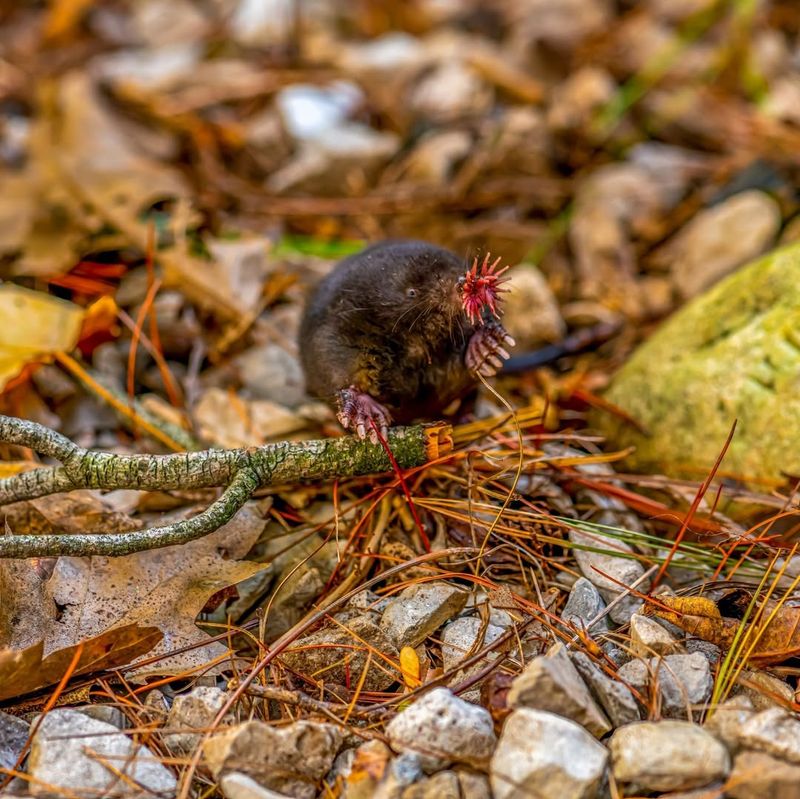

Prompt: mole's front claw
[
  {"left": 336, "top": 387, "right": 392, "bottom": 443},
  {"left": 466, "top": 323, "right": 515, "bottom": 377}
]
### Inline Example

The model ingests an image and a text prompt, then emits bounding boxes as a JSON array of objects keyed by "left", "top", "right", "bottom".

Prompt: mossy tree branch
[{"left": 0, "top": 415, "right": 452, "bottom": 558}]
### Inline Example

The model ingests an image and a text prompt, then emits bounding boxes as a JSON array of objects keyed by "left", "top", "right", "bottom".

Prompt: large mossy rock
[{"left": 595, "top": 242, "right": 800, "bottom": 486}]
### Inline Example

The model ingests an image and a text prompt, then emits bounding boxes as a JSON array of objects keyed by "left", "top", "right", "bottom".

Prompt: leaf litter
[{"left": 1, "top": 0, "right": 800, "bottom": 797}]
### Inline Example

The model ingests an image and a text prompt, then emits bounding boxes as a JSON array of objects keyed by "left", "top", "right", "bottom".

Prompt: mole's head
[
  {"left": 364, "top": 242, "right": 509, "bottom": 334},
  {"left": 381, "top": 247, "right": 468, "bottom": 331}
]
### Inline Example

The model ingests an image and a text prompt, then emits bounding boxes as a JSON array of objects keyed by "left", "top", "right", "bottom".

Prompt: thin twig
[{"left": 0, "top": 415, "right": 451, "bottom": 558}]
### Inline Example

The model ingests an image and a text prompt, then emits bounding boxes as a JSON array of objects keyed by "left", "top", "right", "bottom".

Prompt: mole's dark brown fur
[{"left": 299, "top": 240, "right": 513, "bottom": 439}]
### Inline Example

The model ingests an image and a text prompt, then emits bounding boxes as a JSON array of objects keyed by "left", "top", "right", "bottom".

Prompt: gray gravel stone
[
  {"left": 235, "top": 344, "right": 306, "bottom": 407},
  {"left": 685, "top": 638, "right": 722, "bottom": 665},
  {"left": 203, "top": 720, "right": 343, "bottom": 799},
  {"left": 380, "top": 582, "right": 468, "bottom": 648},
  {"left": 703, "top": 695, "right": 755, "bottom": 753},
  {"left": 78, "top": 705, "right": 128, "bottom": 729},
  {"left": 220, "top": 773, "right": 293, "bottom": 799},
  {"left": 617, "top": 652, "right": 712, "bottom": 718},
  {"left": 609, "top": 720, "right": 730, "bottom": 792},
  {"left": 501, "top": 264, "right": 566, "bottom": 348},
  {"left": 400, "top": 769, "right": 460, "bottom": 799},
  {"left": 738, "top": 669, "right": 795, "bottom": 710},
  {"left": 629, "top": 613, "right": 683, "bottom": 656},
  {"left": 569, "top": 527, "right": 646, "bottom": 624},
  {"left": 385, "top": 688, "right": 496, "bottom": 772},
  {"left": 28, "top": 708, "right": 176, "bottom": 798},
  {"left": 164, "top": 686, "right": 229, "bottom": 754},
  {"left": 670, "top": 190, "right": 780, "bottom": 298},
  {"left": 0, "top": 711, "right": 29, "bottom": 771},
  {"left": 561, "top": 577, "right": 608, "bottom": 634},
  {"left": 281, "top": 613, "right": 400, "bottom": 691},
  {"left": 571, "top": 651, "right": 641, "bottom": 727},
  {"left": 738, "top": 707, "right": 800, "bottom": 764},
  {"left": 441, "top": 616, "right": 506, "bottom": 672},
  {"left": 508, "top": 643, "right": 611, "bottom": 737},
  {"left": 727, "top": 750, "right": 800, "bottom": 799},
  {"left": 491, "top": 708, "right": 608, "bottom": 799}
]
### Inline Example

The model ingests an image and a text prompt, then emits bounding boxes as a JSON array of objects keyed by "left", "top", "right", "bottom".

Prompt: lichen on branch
[{"left": 0, "top": 415, "right": 452, "bottom": 558}]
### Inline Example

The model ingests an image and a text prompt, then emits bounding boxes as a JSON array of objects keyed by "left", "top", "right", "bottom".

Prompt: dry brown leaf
[
  {"left": 645, "top": 593, "right": 800, "bottom": 666},
  {"left": 194, "top": 388, "right": 308, "bottom": 446},
  {"left": 0, "top": 285, "right": 85, "bottom": 390},
  {"left": 0, "top": 624, "right": 162, "bottom": 702},
  {"left": 4, "top": 72, "right": 186, "bottom": 276},
  {"left": 2, "top": 490, "right": 143, "bottom": 537},
  {"left": 45, "top": 503, "right": 268, "bottom": 679}
]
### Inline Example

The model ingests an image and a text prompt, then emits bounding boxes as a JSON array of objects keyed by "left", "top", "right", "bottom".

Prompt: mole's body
[{"left": 299, "top": 240, "right": 513, "bottom": 439}]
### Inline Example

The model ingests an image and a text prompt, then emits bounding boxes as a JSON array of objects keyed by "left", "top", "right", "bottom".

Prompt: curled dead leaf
[{"left": 645, "top": 592, "right": 800, "bottom": 666}]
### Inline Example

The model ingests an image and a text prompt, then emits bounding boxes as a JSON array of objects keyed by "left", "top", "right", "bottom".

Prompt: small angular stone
[
  {"left": 617, "top": 652, "right": 712, "bottom": 718},
  {"left": 221, "top": 772, "right": 293, "bottom": 799},
  {"left": 441, "top": 616, "right": 505, "bottom": 672},
  {"left": 203, "top": 720, "right": 343, "bottom": 799},
  {"left": 703, "top": 695, "right": 755, "bottom": 753},
  {"left": 670, "top": 190, "right": 780, "bottom": 298},
  {"left": 508, "top": 643, "right": 611, "bottom": 737},
  {"left": 385, "top": 688, "right": 496, "bottom": 772},
  {"left": 629, "top": 613, "right": 683, "bottom": 657},
  {"left": 571, "top": 651, "right": 641, "bottom": 727},
  {"left": 0, "top": 711, "right": 30, "bottom": 771},
  {"left": 164, "top": 686, "right": 229, "bottom": 753},
  {"left": 561, "top": 577, "right": 608, "bottom": 634},
  {"left": 569, "top": 527, "right": 647, "bottom": 624},
  {"left": 456, "top": 770, "right": 491, "bottom": 799},
  {"left": 738, "top": 669, "right": 794, "bottom": 710},
  {"left": 610, "top": 720, "right": 730, "bottom": 792},
  {"left": 380, "top": 582, "right": 468, "bottom": 648},
  {"left": 400, "top": 769, "right": 460, "bottom": 799}
]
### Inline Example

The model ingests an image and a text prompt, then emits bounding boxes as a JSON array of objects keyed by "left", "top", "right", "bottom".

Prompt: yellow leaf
[
  {"left": 400, "top": 645, "right": 421, "bottom": 689},
  {"left": 0, "top": 285, "right": 84, "bottom": 391}
]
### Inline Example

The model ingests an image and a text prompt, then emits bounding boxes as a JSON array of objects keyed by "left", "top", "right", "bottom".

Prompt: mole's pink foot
[
  {"left": 336, "top": 387, "right": 392, "bottom": 443},
  {"left": 466, "top": 323, "right": 515, "bottom": 377}
]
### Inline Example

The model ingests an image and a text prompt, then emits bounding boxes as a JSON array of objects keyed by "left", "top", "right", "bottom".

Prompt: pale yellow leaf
[
  {"left": 0, "top": 284, "right": 84, "bottom": 390},
  {"left": 400, "top": 645, "right": 421, "bottom": 689}
]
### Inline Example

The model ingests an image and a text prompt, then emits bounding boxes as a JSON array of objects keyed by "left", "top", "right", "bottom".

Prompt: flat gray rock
[
  {"left": 380, "top": 582, "right": 468, "bottom": 648},
  {"left": 727, "top": 750, "right": 800, "bottom": 799},
  {"left": 609, "top": 720, "right": 729, "bottom": 792},
  {"left": 738, "top": 707, "right": 800, "bottom": 764},
  {"left": 617, "top": 652, "right": 712, "bottom": 718},
  {"left": 28, "top": 708, "right": 176, "bottom": 798},
  {"left": 491, "top": 708, "right": 608, "bottom": 799}
]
